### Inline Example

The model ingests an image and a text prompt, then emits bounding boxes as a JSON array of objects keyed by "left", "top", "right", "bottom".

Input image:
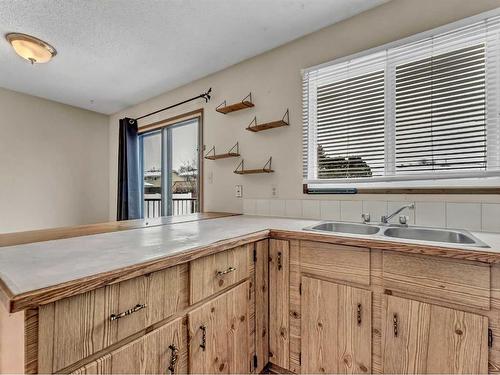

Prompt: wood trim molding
[
  {"left": 138, "top": 108, "right": 203, "bottom": 134},
  {"left": 303, "top": 184, "right": 500, "bottom": 195}
]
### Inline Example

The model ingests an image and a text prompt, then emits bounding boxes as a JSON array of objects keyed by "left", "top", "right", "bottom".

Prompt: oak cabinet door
[
  {"left": 188, "top": 281, "right": 251, "bottom": 374},
  {"left": 301, "top": 276, "right": 372, "bottom": 374},
  {"left": 382, "top": 295, "right": 488, "bottom": 374},
  {"left": 71, "top": 316, "right": 187, "bottom": 374}
]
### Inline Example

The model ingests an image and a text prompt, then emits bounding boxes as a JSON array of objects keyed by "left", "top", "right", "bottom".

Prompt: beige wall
[
  {"left": 109, "top": 0, "right": 500, "bottom": 219},
  {"left": 0, "top": 87, "right": 109, "bottom": 233}
]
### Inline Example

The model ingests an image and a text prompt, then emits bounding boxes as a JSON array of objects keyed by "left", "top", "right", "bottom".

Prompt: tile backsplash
[{"left": 242, "top": 198, "right": 500, "bottom": 233}]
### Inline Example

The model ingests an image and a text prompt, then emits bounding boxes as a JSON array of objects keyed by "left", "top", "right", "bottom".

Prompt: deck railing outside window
[{"left": 144, "top": 198, "right": 198, "bottom": 218}]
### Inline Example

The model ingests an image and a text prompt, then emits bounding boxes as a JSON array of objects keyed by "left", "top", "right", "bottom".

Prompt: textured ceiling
[{"left": 0, "top": 0, "right": 387, "bottom": 114}]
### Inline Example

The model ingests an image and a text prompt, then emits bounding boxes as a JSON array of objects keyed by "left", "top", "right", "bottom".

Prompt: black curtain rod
[{"left": 134, "top": 88, "right": 212, "bottom": 121}]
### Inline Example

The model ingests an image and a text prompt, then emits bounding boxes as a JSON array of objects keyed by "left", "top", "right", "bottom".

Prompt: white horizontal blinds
[
  {"left": 303, "top": 14, "right": 500, "bottom": 183},
  {"left": 394, "top": 43, "right": 487, "bottom": 174},
  {"left": 304, "top": 52, "right": 386, "bottom": 180}
]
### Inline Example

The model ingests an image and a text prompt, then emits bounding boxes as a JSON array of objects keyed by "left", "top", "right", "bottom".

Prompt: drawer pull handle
[
  {"left": 110, "top": 303, "right": 147, "bottom": 321},
  {"left": 216, "top": 267, "right": 236, "bottom": 277},
  {"left": 393, "top": 313, "right": 398, "bottom": 337},
  {"left": 168, "top": 344, "right": 178, "bottom": 374},
  {"left": 277, "top": 252, "right": 282, "bottom": 270},
  {"left": 357, "top": 303, "right": 362, "bottom": 325},
  {"left": 200, "top": 325, "right": 207, "bottom": 351}
]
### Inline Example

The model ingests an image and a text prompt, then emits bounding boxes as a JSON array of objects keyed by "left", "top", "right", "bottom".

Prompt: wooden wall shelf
[
  {"left": 205, "top": 142, "right": 240, "bottom": 160},
  {"left": 246, "top": 109, "right": 289, "bottom": 132},
  {"left": 216, "top": 93, "right": 254, "bottom": 114},
  {"left": 234, "top": 157, "right": 274, "bottom": 174}
]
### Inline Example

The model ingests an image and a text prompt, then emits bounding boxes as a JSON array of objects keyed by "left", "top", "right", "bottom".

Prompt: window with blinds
[
  {"left": 394, "top": 44, "right": 486, "bottom": 174},
  {"left": 303, "top": 14, "right": 500, "bottom": 186}
]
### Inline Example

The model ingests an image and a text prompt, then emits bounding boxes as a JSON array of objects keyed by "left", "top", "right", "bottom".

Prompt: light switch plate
[{"left": 235, "top": 185, "right": 243, "bottom": 198}]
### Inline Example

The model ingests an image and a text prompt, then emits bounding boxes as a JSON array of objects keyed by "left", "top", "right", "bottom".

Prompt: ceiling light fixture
[{"left": 5, "top": 33, "right": 57, "bottom": 64}]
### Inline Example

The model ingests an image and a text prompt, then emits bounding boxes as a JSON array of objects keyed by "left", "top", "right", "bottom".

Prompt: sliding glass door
[{"left": 140, "top": 118, "right": 200, "bottom": 218}]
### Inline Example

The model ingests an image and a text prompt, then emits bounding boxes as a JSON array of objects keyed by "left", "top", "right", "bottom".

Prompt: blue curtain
[{"left": 117, "top": 117, "right": 141, "bottom": 220}]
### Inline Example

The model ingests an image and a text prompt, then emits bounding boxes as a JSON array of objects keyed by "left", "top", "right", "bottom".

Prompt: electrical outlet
[
  {"left": 235, "top": 185, "right": 243, "bottom": 198},
  {"left": 271, "top": 185, "right": 278, "bottom": 198}
]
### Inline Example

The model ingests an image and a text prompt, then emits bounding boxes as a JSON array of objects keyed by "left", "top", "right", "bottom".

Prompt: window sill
[{"left": 303, "top": 176, "right": 500, "bottom": 195}]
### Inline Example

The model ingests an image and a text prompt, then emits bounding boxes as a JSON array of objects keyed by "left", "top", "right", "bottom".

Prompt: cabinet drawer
[
  {"left": 382, "top": 252, "right": 490, "bottom": 310},
  {"left": 71, "top": 316, "right": 188, "bottom": 374},
  {"left": 190, "top": 244, "right": 251, "bottom": 304},
  {"left": 300, "top": 241, "right": 370, "bottom": 286},
  {"left": 39, "top": 264, "right": 189, "bottom": 373}
]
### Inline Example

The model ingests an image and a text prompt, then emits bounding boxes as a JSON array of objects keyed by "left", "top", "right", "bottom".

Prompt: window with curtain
[{"left": 303, "top": 14, "right": 500, "bottom": 189}]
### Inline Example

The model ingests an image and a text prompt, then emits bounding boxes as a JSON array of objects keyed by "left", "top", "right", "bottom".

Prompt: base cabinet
[
  {"left": 188, "top": 281, "right": 252, "bottom": 374},
  {"left": 71, "top": 316, "right": 187, "bottom": 374},
  {"left": 382, "top": 295, "right": 489, "bottom": 374},
  {"left": 301, "top": 276, "right": 372, "bottom": 374}
]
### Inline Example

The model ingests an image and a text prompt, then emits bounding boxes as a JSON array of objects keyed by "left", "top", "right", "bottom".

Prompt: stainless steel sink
[
  {"left": 305, "top": 222, "right": 380, "bottom": 235},
  {"left": 303, "top": 221, "right": 489, "bottom": 248},
  {"left": 382, "top": 226, "right": 489, "bottom": 247}
]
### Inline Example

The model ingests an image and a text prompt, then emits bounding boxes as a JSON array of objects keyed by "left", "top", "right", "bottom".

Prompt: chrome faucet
[{"left": 381, "top": 203, "right": 415, "bottom": 224}]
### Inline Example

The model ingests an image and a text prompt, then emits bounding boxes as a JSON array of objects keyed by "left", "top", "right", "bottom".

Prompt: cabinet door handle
[
  {"left": 200, "top": 325, "right": 206, "bottom": 351},
  {"left": 216, "top": 266, "right": 236, "bottom": 277},
  {"left": 393, "top": 313, "right": 398, "bottom": 337},
  {"left": 277, "top": 252, "right": 282, "bottom": 270},
  {"left": 109, "top": 303, "right": 147, "bottom": 321},
  {"left": 167, "top": 344, "right": 178, "bottom": 374},
  {"left": 357, "top": 303, "right": 362, "bottom": 325}
]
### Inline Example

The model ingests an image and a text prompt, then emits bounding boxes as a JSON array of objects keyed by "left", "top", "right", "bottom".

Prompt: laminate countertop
[{"left": 2, "top": 214, "right": 500, "bottom": 312}]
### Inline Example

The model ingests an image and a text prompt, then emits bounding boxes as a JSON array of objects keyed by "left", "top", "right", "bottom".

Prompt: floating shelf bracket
[
  {"left": 204, "top": 142, "right": 240, "bottom": 160},
  {"left": 246, "top": 109, "right": 289, "bottom": 132},
  {"left": 216, "top": 93, "right": 254, "bottom": 114},
  {"left": 234, "top": 157, "right": 274, "bottom": 174}
]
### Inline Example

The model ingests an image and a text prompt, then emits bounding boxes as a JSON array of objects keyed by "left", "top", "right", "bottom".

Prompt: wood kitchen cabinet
[
  {"left": 71, "top": 316, "right": 188, "bottom": 374},
  {"left": 382, "top": 295, "right": 489, "bottom": 374},
  {"left": 188, "top": 281, "right": 252, "bottom": 374},
  {"left": 301, "top": 276, "right": 372, "bottom": 374}
]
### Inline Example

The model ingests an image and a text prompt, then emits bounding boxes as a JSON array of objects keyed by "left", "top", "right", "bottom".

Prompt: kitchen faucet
[{"left": 380, "top": 203, "right": 415, "bottom": 224}]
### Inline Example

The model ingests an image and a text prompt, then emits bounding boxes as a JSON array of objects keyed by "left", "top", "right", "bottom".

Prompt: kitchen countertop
[{"left": 2, "top": 214, "right": 500, "bottom": 312}]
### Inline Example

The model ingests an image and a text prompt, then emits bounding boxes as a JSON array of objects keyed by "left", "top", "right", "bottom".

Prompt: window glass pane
[
  {"left": 170, "top": 121, "right": 199, "bottom": 215},
  {"left": 316, "top": 70, "right": 385, "bottom": 179},
  {"left": 142, "top": 132, "right": 162, "bottom": 218}
]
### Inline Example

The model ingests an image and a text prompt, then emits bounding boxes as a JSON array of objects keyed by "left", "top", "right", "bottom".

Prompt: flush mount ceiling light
[{"left": 5, "top": 33, "right": 57, "bottom": 64}]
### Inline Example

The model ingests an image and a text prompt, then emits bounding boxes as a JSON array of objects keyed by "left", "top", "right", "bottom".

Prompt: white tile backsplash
[
  {"left": 269, "top": 199, "right": 286, "bottom": 217},
  {"left": 243, "top": 199, "right": 256, "bottom": 215},
  {"left": 387, "top": 201, "right": 415, "bottom": 225},
  {"left": 340, "top": 201, "right": 363, "bottom": 222},
  {"left": 482, "top": 204, "right": 500, "bottom": 233},
  {"left": 320, "top": 200, "right": 341, "bottom": 220},
  {"left": 446, "top": 202, "right": 481, "bottom": 231},
  {"left": 241, "top": 198, "right": 500, "bottom": 233},
  {"left": 362, "top": 201, "right": 387, "bottom": 223},
  {"left": 302, "top": 200, "right": 320, "bottom": 219},
  {"left": 415, "top": 202, "right": 446, "bottom": 227},
  {"left": 255, "top": 199, "right": 270, "bottom": 216},
  {"left": 285, "top": 200, "right": 302, "bottom": 218}
]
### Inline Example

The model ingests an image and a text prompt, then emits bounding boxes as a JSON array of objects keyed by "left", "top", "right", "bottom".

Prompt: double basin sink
[{"left": 304, "top": 221, "right": 489, "bottom": 248}]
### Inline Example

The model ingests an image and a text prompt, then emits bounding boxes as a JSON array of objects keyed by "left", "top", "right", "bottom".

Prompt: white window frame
[{"left": 303, "top": 8, "right": 500, "bottom": 190}]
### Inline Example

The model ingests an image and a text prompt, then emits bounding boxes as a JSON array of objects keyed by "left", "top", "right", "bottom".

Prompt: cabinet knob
[{"left": 109, "top": 303, "right": 147, "bottom": 321}]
